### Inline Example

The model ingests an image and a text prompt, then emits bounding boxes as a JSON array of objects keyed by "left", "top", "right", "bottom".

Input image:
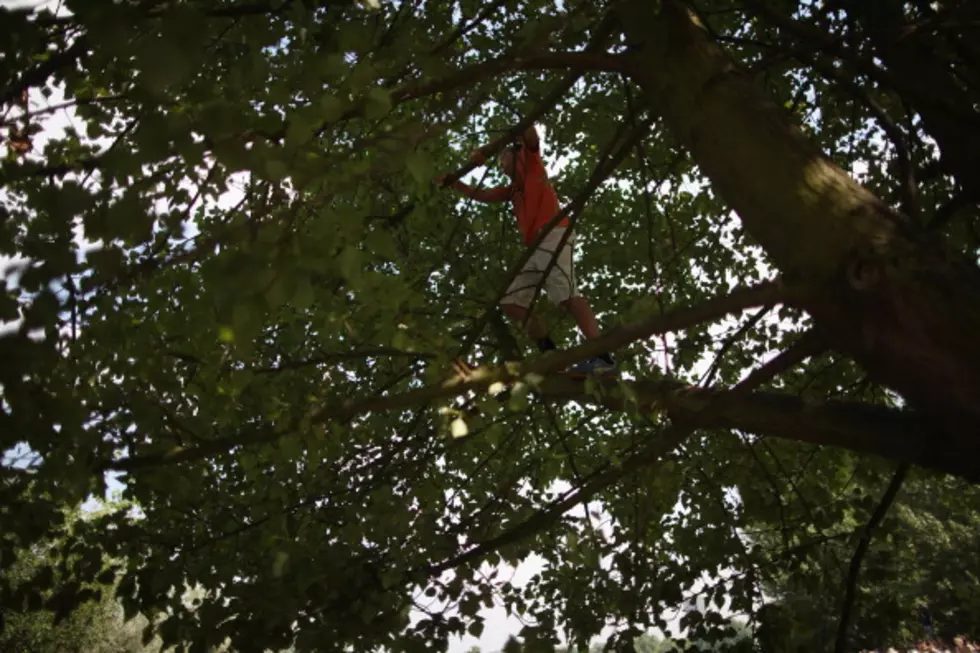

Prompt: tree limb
[
  {"left": 102, "top": 280, "right": 783, "bottom": 472},
  {"left": 103, "top": 324, "right": 966, "bottom": 481},
  {"left": 431, "top": 328, "right": 829, "bottom": 578},
  {"left": 393, "top": 51, "right": 632, "bottom": 108}
]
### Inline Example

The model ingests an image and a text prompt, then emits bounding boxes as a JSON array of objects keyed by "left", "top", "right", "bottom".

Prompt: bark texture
[{"left": 620, "top": 0, "right": 980, "bottom": 469}]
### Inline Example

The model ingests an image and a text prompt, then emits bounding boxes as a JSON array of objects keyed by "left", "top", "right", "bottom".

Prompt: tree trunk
[{"left": 620, "top": 0, "right": 980, "bottom": 463}]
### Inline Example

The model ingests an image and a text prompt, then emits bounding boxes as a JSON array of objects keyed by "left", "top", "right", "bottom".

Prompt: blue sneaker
[{"left": 564, "top": 356, "right": 617, "bottom": 377}]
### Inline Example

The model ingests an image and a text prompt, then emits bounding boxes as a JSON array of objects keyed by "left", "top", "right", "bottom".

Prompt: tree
[
  {"left": 0, "top": 505, "right": 160, "bottom": 653},
  {"left": 753, "top": 470, "right": 980, "bottom": 650},
  {"left": 1, "top": 0, "right": 979, "bottom": 652}
]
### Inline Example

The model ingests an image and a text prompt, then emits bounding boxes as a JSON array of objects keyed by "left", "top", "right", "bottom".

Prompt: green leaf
[
  {"left": 319, "top": 94, "right": 346, "bottom": 123},
  {"left": 508, "top": 382, "right": 530, "bottom": 412},
  {"left": 485, "top": 423, "right": 505, "bottom": 447},
  {"left": 365, "top": 228, "right": 399, "bottom": 260},
  {"left": 293, "top": 275, "right": 315, "bottom": 310},
  {"left": 272, "top": 551, "right": 289, "bottom": 578},
  {"left": 264, "top": 158, "right": 289, "bottom": 181},
  {"left": 265, "top": 276, "right": 289, "bottom": 309},
  {"left": 364, "top": 87, "right": 392, "bottom": 120},
  {"left": 337, "top": 246, "right": 361, "bottom": 282},
  {"left": 405, "top": 150, "right": 431, "bottom": 187},
  {"left": 232, "top": 303, "right": 256, "bottom": 339}
]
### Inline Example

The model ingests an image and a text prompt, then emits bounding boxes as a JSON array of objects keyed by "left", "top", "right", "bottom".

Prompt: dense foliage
[
  {"left": 2, "top": 0, "right": 979, "bottom": 652},
  {"left": 0, "top": 506, "right": 162, "bottom": 653}
]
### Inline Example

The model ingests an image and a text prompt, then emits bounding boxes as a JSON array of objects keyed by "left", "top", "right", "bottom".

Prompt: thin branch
[
  {"left": 2, "top": 153, "right": 101, "bottom": 183},
  {"left": 164, "top": 348, "right": 436, "bottom": 373},
  {"left": 833, "top": 461, "right": 911, "bottom": 653},
  {"left": 730, "top": 328, "right": 826, "bottom": 396},
  {"left": 807, "top": 57, "right": 919, "bottom": 219},
  {"left": 430, "top": 0, "right": 512, "bottom": 55},
  {"left": 0, "top": 37, "right": 88, "bottom": 110},
  {"left": 0, "top": 94, "right": 126, "bottom": 128},
  {"left": 30, "top": 0, "right": 300, "bottom": 27},
  {"left": 426, "top": 422, "right": 689, "bottom": 576},
  {"left": 700, "top": 304, "right": 774, "bottom": 387},
  {"left": 928, "top": 189, "right": 979, "bottom": 230},
  {"left": 742, "top": 0, "right": 980, "bottom": 128}
]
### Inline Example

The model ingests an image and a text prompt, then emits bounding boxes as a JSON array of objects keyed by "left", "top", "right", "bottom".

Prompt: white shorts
[{"left": 501, "top": 227, "right": 579, "bottom": 308}]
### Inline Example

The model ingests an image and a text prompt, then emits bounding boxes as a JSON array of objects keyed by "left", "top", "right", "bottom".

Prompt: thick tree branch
[
  {"left": 433, "top": 328, "right": 830, "bottom": 578},
  {"left": 542, "top": 281, "right": 785, "bottom": 373},
  {"left": 622, "top": 0, "right": 980, "bottom": 440},
  {"left": 101, "top": 292, "right": 970, "bottom": 482},
  {"left": 393, "top": 51, "right": 631, "bottom": 108},
  {"left": 833, "top": 461, "right": 910, "bottom": 653},
  {"left": 102, "top": 281, "right": 783, "bottom": 473}
]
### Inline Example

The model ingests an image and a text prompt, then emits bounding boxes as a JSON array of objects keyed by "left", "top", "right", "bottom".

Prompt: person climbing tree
[{"left": 437, "top": 124, "right": 616, "bottom": 376}]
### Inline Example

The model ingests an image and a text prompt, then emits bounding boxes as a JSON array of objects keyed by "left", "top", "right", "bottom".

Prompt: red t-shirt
[{"left": 511, "top": 147, "right": 568, "bottom": 244}]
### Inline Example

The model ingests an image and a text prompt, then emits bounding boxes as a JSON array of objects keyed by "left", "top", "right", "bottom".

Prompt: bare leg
[
  {"left": 500, "top": 302, "right": 548, "bottom": 340},
  {"left": 560, "top": 296, "right": 601, "bottom": 340}
]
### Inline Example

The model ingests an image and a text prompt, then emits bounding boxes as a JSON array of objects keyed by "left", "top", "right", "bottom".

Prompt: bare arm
[
  {"left": 435, "top": 145, "right": 513, "bottom": 203},
  {"left": 448, "top": 180, "right": 511, "bottom": 203}
]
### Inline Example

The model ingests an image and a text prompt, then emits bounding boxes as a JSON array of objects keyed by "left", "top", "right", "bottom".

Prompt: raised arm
[
  {"left": 436, "top": 146, "right": 512, "bottom": 203},
  {"left": 445, "top": 180, "right": 511, "bottom": 203}
]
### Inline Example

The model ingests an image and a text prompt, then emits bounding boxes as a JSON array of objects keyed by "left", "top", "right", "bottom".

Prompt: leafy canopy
[{"left": 1, "top": 0, "right": 979, "bottom": 652}]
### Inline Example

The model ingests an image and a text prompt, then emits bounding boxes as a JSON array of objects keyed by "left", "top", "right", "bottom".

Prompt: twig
[
  {"left": 700, "top": 304, "right": 774, "bottom": 387},
  {"left": 833, "top": 461, "right": 911, "bottom": 653},
  {"left": 928, "top": 189, "right": 979, "bottom": 230},
  {"left": 807, "top": 56, "right": 919, "bottom": 218}
]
